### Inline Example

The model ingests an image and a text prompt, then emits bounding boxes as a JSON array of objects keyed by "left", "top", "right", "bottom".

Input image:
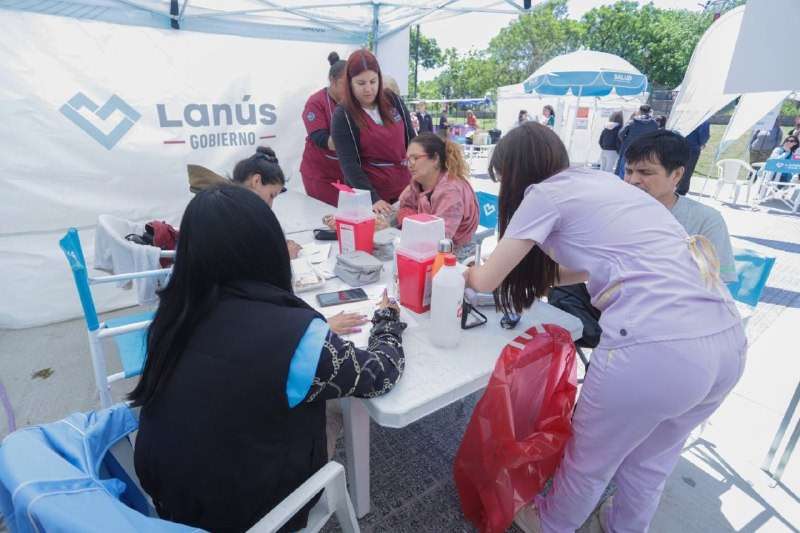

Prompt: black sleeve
[
  {"left": 331, "top": 106, "right": 380, "bottom": 202},
  {"left": 303, "top": 308, "right": 406, "bottom": 402},
  {"left": 618, "top": 123, "right": 629, "bottom": 143},
  {"left": 309, "top": 129, "right": 330, "bottom": 149}
]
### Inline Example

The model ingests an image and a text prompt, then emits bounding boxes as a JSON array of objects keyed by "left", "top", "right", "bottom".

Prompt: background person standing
[
  {"left": 438, "top": 105, "right": 450, "bottom": 137},
  {"left": 676, "top": 119, "right": 710, "bottom": 196},
  {"left": 615, "top": 105, "right": 659, "bottom": 178},
  {"left": 598, "top": 110, "right": 623, "bottom": 173},
  {"left": 330, "top": 49, "right": 413, "bottom": 215},
  {"left": 416, "top": 102, "right": 434, "bottom": 133},
  {"left": 749, "top": 118, "right": 784, "bottom": 164},
  {"left": 300, "top": 52, "right": 348, "bottom": 206}
]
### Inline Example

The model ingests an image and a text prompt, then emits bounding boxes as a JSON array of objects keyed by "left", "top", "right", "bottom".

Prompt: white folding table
[{"left": 274, "top": 190, "right": 584, "bottom": 518}]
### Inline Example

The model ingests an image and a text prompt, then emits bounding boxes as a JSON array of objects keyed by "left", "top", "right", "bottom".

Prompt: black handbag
[{"left": 548, "top": 284, "right": 602, "bottom": 348}]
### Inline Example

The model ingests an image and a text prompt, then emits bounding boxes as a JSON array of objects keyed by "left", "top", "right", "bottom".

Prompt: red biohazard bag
[{"left": 454, "top": 324, "right": 578, "bottom": 533}]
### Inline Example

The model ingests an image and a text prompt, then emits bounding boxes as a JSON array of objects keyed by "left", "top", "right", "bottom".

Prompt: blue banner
[{"left": 764, "top": 158, "right": 800, "bottom": 173}]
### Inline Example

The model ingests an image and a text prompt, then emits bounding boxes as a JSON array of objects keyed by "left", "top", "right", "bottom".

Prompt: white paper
[{"left": 299, "top": 242, "right": 331, "bottom": 265}]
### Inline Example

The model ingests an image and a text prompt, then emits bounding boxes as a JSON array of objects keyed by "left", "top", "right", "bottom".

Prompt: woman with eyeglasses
[
  {"left": 300, "top": 52, "right": 348, "bottom": 207},
  {"left": 466, "top": 122, "right": 745, "bottom": 533},
  {"left": 396, "top": 133, "right": 479, "bottom": 259},
  {"left": 131, "top": 185, "right": 406, "bottom": 533},
  {"left": 768, "top": 135, "right": 800, "bottom": 185},
  {"left": 330, "top": 49, "right": 414, "bottom": 217}
]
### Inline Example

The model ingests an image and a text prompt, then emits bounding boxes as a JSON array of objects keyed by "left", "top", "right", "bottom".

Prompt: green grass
[{"left": 695, "top": 124, "right": 791, "bottom": 179}]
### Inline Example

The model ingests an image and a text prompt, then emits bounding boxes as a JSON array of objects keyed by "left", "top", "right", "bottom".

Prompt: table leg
[
  {"left": 342, "top": 397, "right": 371, "bottom": 518},
  {"left": 773, "top": 417, "right": 800, "bottom": 484},
  {"left": 762, "top": 382, "right": 800, "bottom": 473}
]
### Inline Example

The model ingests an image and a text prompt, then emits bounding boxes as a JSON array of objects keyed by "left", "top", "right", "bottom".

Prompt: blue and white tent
[
  {"left": 522, "top": 51, "right": 648, "bottom": 98},
  {"left": 496, "top": 50, "right": 649, "bottom": 166}
]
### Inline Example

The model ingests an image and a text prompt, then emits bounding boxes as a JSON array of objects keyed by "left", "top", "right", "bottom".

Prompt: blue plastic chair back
[
  {"left": 60, "top": 228, "right": 100, "bottom": 331},
  {"left": 725, "top": 248, "right": 776, "bottom": 307},
  {"left": 476, "top": 191, "right": 499, "bottom": 229},
  {"left": 0, "top": 404, "right": 197, "bottom": 532}
]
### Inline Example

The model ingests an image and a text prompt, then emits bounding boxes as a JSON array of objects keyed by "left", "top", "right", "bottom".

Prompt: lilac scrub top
[{"left": 504, "top": 166, "right": 740, "bottom": 350}]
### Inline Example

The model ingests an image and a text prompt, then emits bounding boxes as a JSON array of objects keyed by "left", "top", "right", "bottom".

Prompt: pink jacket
[{"left": 397, "top": 172, "right": 479, "bottom": 246}]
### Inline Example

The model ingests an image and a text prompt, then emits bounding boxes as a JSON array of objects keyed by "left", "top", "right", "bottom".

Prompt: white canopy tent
[
  {"left": 667, "top": 0, "right": 799, "bottom": 147},
  {"left": 0, "top": 0, "right": 533, "bottom": 329},
  {"left": 496, "top": 50, "right": 648, "bottom": 166}
]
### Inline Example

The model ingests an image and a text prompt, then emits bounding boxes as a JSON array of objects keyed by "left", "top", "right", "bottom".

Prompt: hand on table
[
  {"left": 372, "top": 200, "right": 393, "bottom": 216},
  {"left": 287, "top": 239, "right": 302, "bottom": 259},
  {"left": 328, "top": 311, "right": 369, "bottom": 335}
]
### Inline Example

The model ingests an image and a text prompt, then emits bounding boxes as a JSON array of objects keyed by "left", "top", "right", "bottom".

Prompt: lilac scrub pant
[{"left": 536, "top": 324, "right": 747, "bottom": 533}]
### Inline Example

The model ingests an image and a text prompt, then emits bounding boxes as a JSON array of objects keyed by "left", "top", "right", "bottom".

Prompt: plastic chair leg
[
  {"left": 327, "top": 463, "right": 360, "bottom": 533},
  {"left": 88, "top": 331, "right": 113, "bottom": 408}
]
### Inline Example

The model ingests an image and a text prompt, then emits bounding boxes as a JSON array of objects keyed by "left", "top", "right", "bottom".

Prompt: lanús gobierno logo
[
  {"left": 157, "top": 95, "right": 278, "bottom": 149},
  {"left": 60, "top": 92, "right": 277, "bottom": 150}
]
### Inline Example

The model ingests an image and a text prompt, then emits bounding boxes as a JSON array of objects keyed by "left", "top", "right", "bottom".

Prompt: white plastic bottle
[{"left": 430, "top": 255, "right": 465, "bottom": 348}]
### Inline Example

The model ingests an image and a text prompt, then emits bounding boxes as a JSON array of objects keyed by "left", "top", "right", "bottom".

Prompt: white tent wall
[
  {"left": 0, "top": 9, "right": 359, "bottom": 328},
  {"left": 718, "top": 91, "right": 790, "bottom": 155},
  {"left": 377, "top": 27, "right": 411, "bottom": 96},
  {"left": 724, "top": 0, "right": 800, "bottom": 95},
  {"left": 496, "top": 84, "right": 644, "bottom": 166},
  {"left": 666, "top": 6, "right": 745, "bottom": 136}
]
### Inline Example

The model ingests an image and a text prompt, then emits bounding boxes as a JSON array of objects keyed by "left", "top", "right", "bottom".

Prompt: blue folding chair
[
  {"left": 726, "top": 248, "right": 776, "bottom": 308},
  {"left": 59, "top": 228, "right": 170, "bottom": 407},
  {"left": 0, "top": 404, "right": 360, "bottom": 533},
  {"left": 471, "top": 191, "right": 499, "bottom": 265}
]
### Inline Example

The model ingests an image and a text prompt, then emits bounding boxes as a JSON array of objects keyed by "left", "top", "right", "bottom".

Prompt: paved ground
[{"left": 1, "top": 177, "right": 798, "bottom": 532}]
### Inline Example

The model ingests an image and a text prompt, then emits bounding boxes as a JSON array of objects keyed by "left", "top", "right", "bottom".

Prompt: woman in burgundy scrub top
[
  {"left": 300, "top": 52, "right": 348, "bottom": 206},
  {"left": 330, "top": 49, "right": 414, "bottom": 216}
]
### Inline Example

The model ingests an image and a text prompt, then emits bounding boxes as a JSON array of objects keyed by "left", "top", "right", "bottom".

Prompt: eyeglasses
[{"left": 404, "top": 154, "right": 428, "bottom": 165}]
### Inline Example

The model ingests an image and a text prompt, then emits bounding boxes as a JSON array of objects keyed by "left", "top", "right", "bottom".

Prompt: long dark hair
[
  {"left": 489, "top": 122, "right": 569, "bottom": 315},
  {"left": 342, "top": 48, "right": 393, "bottom": 129},
  {"left": 128, "top": 185, "right": 292, "bottom": 408},
  {"left": 232, "top": 146, "right": 285, "bottom": 187}
]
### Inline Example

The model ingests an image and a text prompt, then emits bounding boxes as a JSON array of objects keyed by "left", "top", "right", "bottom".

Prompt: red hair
[{"left": 343, "top": 49, "right": 393, "bottom": 129}]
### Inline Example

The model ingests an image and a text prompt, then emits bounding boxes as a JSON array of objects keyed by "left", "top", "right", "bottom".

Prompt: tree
[
  {"left": 410, "top": 30, "right": 444, "bottom": 70},
  {"left": 580, "top": 2, "right": 713, "bottom": 88},
  {"left": 486, "top": 0, "right": 583, "bottom": 86},
  {"left": 435, "top": 49, "right": 499, "bottom": 99},
  {"left": 408, "top": 29, "right": 444, "bottom": 94}
]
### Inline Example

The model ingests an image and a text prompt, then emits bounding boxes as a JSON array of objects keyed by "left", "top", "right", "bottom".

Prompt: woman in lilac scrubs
[{"left": 466, "top": 122, "right": 746, "bottom": 533}]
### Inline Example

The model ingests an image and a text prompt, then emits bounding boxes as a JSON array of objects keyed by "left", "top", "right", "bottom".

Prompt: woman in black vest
[{"left": 130, "top": 185, "right": 406, "bottom": 532}]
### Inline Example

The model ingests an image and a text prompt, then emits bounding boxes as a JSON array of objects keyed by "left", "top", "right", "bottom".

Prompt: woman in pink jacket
[{"left": 397, "top": 133, "right": 479, "bottom": 258}]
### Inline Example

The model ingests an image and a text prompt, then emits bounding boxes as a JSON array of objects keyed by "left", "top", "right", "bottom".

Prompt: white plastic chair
[
  {"left": 756, "top": 177, "right": 800, "bottom": 214},
  {"left": 109, "top": 408, "right": 360, "bottom": 533},
  {"left": 713, "top": 159, "right": 755, "bottom": 205},
  {"left": 249, "top": 462, "right": 359, "bottom": 533}
]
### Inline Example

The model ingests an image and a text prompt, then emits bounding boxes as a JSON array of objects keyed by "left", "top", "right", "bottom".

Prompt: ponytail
[{"left": 443, "top": 140, "right": 470, "bottom": 181}]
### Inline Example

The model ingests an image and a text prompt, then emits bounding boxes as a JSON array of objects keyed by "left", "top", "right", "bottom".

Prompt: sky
[{"left": 417, "top": 0, "right": 706, "bottom": 81}]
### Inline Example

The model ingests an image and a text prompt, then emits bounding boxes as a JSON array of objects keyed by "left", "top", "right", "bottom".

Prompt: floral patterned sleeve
[{"left": 303, "top": 308, "right": 406, "bottom": 402}]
